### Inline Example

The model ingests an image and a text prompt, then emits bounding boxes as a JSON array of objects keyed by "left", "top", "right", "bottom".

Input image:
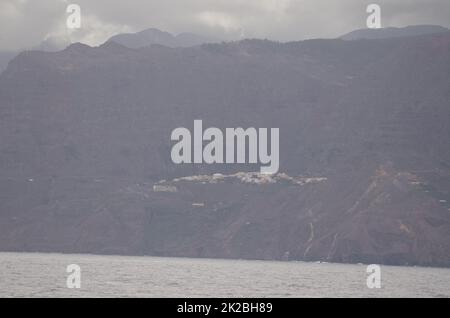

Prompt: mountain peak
[
  {"left": 106, "top": 27, "right": 218, "bottom": 49},
  {"left": 64, "top": 42, "right": 92, "bottom": 52}
]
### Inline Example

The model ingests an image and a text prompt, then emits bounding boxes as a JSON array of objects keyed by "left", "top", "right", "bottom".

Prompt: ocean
[{"left": 0, "top": 252, "right": 449, "bottom": 297}]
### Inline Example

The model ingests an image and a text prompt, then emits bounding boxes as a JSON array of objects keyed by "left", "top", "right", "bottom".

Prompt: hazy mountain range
[
  {"left": 106, "top": 28, "right": 219, "bottom": 48},
  {"left": 0, "top": 28, "right": 216, "bottom": 73},
  {"left": 340, "top": 25, "right": 449, "bottom": 40},
  {"left": 1, "top": 27, "right": 450, "bottom": 267},
  {"left": 2, "top": 25, "right": 448, "bottom": 72},
  {"left": 0, "top": 36, "right": 72, "bottom": 73}
]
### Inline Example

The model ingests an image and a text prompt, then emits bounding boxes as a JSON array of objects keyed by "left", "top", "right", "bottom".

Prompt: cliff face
[{"left": 1, "top": 33, "right": 450, "bottom": 267}]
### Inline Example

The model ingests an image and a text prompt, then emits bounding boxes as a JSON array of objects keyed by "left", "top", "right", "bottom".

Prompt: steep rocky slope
[{"left": 1, "top": 33, "right": 450, "bottom": 266}]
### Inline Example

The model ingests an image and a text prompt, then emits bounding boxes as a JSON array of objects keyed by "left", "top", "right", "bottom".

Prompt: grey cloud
[{"left": 1, "top": 0, "right": 450, "bottom": 51}]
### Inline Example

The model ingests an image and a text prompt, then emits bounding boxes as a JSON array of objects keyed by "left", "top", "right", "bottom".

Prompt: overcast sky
[{"left": 1, "top": 0, "right": 450, "bottom": 51}]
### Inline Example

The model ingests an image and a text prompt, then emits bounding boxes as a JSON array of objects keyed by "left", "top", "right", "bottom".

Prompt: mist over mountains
[
  {"left": 1, "top": 28, "right": 450, "bottom": 266},
  {"left": 2, "top": 25, "right": 449, "bottom": 73},
  {"left": 106, "top": 28, "right": 219, "bottom": 48},
  {"left": 0, "top": 28, "right": 218, "bottom": 73},
  {"left": 340, "top": 25, "right": 449, "bottom": 40},
  {"left": 0, "top": 37, "right": 72, "bottom": 74}
]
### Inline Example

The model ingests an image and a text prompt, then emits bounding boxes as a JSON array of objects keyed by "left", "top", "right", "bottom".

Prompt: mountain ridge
[
  {"left": 106, "top": 27, "right": 219, "bottom": 48},
  {"left": 340, "top": 24, "right": 449, "bottom": 40}
]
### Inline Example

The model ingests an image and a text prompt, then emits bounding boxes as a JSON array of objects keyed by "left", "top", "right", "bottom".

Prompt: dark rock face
[{"left": 1, "top": 32, "right": 450, "bottom": 267}]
